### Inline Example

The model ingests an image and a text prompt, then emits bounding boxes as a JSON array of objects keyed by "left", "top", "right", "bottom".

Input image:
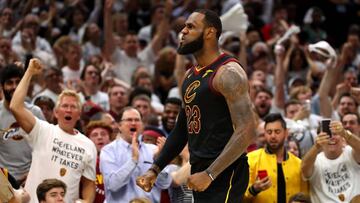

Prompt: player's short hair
[{"left": 194, "top": 9, "right": 222, "bottom": 39}]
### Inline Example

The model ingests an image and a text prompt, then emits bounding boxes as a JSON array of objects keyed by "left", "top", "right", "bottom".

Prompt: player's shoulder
[
  {"left": 213, "top": 61, "right": 248, "bottom": 92},
  {"left": 219, "top": 61, "right": 246, "bottom": 75}
]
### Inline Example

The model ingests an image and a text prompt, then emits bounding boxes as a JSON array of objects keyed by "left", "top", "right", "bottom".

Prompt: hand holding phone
[
  {"left": 321, "top": 119, "right": 332, "bottom": 137},
  {"left": 258, "top": 170, "right": 268, "bottom": 180}
]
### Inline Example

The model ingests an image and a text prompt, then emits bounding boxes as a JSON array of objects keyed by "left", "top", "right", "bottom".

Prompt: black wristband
[{"left": 249, "top": 185, "right": 260, "bottom": 196}]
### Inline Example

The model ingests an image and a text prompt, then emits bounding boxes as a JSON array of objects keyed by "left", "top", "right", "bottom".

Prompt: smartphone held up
[{"left": 321, "top": 119, "right": 332, "bottom": 137}]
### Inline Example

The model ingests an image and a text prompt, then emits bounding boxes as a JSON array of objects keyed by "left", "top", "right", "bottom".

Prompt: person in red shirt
[{"left": 85, "top": 121, "right": 112, "bottom": 203}]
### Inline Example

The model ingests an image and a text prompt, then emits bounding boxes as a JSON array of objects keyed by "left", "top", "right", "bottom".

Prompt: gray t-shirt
[{"left": 0, "top": 100, "right": 44, "bottom": 181}]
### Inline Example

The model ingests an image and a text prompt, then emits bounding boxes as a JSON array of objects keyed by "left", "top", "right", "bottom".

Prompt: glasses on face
[{"left": 121, "top": 118, "right": 141, "bottom": 123}]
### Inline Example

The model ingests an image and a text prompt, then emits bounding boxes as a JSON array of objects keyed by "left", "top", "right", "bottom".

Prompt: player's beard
[{"left": 177, "top": 32, "right": 204, "bottom": 55}]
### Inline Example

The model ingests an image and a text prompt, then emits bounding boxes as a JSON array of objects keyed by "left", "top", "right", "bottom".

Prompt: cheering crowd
[{"left": 0, "top": 0, "right": 360, "bottom": 203}]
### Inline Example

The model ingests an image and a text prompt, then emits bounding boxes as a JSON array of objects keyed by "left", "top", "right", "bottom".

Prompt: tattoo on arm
[
  {"left": 215, "top": 64, "right": 247, "bottom": 95},
  {"left": 209, "top": 63, "right": 257, "bottom": 178}
]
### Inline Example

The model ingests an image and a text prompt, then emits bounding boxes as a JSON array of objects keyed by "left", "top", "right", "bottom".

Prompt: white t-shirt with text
[
  {"left": 308, "top": 146, "right": 360, "bottom": 203},
  {"left": 24, "top": 118, "right": 97, "bottom": 203}
]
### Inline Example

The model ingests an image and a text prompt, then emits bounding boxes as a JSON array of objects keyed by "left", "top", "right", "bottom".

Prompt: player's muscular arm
[{"left": 208, "top": 62, "right": 257, "bottom": 178}]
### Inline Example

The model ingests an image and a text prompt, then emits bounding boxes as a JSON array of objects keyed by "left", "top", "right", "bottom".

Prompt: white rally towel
[
  {"left": 220, "top": 3, "right": 248, "bottom": 34},
  {"left": 308, "top": 41, "right": 337, "bottom": 68}
]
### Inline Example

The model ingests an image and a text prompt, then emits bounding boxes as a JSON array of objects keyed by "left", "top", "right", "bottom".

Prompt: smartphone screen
[
  {"left": 258, "top": 170, "right": 268, "bottom": 180},
  {"left": 321, "top": 119, "right": 332, "bottom": 137}
]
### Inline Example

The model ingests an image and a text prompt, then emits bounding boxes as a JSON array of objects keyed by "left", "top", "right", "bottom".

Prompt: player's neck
[{"left": 194, "top": 47, "right": 221, "bottom": 67}]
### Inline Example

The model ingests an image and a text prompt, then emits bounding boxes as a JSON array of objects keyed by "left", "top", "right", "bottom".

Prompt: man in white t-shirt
[
  {"left": 301, "top": 120, "right": 360, "bottom": 203},
  {"left": 61, "top": 43, "right": 84, "bottom": 84},
  {"left": 9, "top": 59, "right": 97, "bottom": 203}
]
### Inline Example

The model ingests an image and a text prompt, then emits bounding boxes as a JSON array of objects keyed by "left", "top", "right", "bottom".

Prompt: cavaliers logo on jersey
[
  {"left": 1, "top": 123, "right": 25, "bottom": 141},
  {"left": 184, "top": 80, "right": 200, "bottom": 104}
]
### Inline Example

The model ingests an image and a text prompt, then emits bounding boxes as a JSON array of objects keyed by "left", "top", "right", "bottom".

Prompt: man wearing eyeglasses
[{"left": 100, "top": 106, "right": 171, "bottom": 203}]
